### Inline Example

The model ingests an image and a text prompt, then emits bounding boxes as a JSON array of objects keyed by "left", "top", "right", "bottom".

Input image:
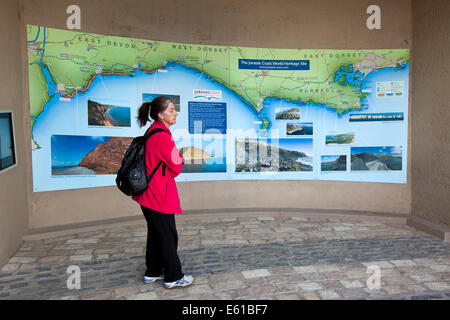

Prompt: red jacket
[{"left": 132, "top": 120, "right": 184, "bottom": 214}]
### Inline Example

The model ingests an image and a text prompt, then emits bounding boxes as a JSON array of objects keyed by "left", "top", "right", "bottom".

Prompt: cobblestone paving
[{"left": 0, "top": 215, "right": 449, "bottom": 300}]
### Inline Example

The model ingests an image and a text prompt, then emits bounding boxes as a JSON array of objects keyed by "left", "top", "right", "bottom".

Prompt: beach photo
[
  {"left": 87, "top": 99, "right": 131, "bottom": 127},
  {"left": 351, "top": 146, "right": 402, "bottom": 171},
  {"left": 325, "top": 132, "right": 355, "bottom": 145},
  {"left": 321, "top": 155, "right": 347, "bottom": 171},
  {"left": 286, "top": 122, "right": 313, "bottom": 136},
  {"left": 142, "top": 93, "right": 181, "bottom": 112},
  {"left": 51, "top": 135, "right": 133, "bottom": 176}
]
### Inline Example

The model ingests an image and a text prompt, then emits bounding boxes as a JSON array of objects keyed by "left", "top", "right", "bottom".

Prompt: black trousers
[{"left": 140, "top": 206, "right": 184, "bottom": 282}]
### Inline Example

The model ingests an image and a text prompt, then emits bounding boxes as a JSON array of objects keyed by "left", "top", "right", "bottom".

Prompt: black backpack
[{"left": 116, "top": 128, "right": 166, "bottom": 196}]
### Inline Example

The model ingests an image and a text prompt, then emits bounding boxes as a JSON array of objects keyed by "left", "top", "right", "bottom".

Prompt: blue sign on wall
[
  {"left": 238, "top": 59, "right": 310, "bottom": 70},
  {"left": 188, "top": 101, "right": 227, "bottom": 134}
]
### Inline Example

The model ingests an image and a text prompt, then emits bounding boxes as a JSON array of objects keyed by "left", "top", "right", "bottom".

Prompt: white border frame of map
[{"left": 0, "top": 110, "right": 18, "bottom": 175}]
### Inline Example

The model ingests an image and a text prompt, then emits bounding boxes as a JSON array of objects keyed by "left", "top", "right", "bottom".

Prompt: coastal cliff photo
[
  {"left": 51, "top": 135, "right": 133, "bottom": 176},
  {"left": 235, "top": 138, "right": 313, "bottom": 172},
  {"left": 175, "top": 136, "right": 226, "bottom": 173},
  {"left": 142, "top": 93, "right": 181, "bottom": 112},
  {"left": 87, "top": 99, "right": 131, "bottom": 127},
  {"left": 286, "top": 122, "right": 313, "bottom": 136},
  {"left": 321, "top": 155, "right": 347, "bottom": 171},
  {"left": 351, "top": 146, "right": 402, "bottom": 171},
  {"left": 275, "top": 107, "right": 301, "bottom": 120}
]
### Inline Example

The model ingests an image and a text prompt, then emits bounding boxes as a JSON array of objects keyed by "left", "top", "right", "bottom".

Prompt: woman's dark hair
[{"left": 137, "top": 96, "right": 173, "bottom": 127}]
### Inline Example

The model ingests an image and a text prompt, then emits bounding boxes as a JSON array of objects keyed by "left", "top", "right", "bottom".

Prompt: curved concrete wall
[
  {"left": 19, "top": 0, "right": 413, "bottom": 229},
  {"left": 0, "top": 0, "right": 29, "bottom": 266},
  {"left": 411, "top": 0, "right": 450, "bottom": 227}
]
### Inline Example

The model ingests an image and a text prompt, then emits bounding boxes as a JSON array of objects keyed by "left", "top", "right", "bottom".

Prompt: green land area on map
[{"left": 27, "top": 25, "right": 409, "bottom": 141}]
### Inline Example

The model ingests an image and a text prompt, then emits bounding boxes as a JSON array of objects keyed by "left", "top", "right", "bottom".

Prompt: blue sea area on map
[
  {"left": 40, "top": 63, "right": 57, "bottom": 97},
  {"left": 32, "top": 61, "right": 409, "bottom": 191},
  {"left": 334, "top": 64, "right": 364, "bottom": 87}
]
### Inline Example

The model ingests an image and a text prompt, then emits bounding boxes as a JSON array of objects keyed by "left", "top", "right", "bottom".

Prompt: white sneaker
[
  {"left": 143, "top": 274, "right": 164, "bottom": 283},
  {"left": 163, "top": 275, "right": 194, "bottom": 289}
]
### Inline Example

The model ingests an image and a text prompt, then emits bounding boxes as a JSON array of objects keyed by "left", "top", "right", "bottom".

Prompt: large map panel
[{"left": 27, "top": 25, "right": 409, "bottom": 192}]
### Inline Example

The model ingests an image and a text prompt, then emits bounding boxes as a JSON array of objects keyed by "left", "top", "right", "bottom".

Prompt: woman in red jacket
[{"left": 133, "top": 96, "right": 193, "bottom": 289}]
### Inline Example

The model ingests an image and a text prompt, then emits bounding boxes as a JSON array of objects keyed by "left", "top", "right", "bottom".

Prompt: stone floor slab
[{"left": 0, "top": 214, "right": 449, "bottom": 300}]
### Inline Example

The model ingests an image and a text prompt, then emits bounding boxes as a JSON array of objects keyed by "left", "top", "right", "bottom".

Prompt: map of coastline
[
  {"left": 27, "top": 24, "right": 410, "bottom": 191},
  {"left": 27, "top": 25, "right": 409, "bottom": 149}
]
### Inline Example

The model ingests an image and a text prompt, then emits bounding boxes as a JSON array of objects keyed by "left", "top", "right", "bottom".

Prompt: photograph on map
[
  {"left": 351, "top": 146, "right": 402, "bottom": 171},
  {"left": 235, "top": 138, "right": 312, "bottom": 172},
  {"left": 142, "top": 93, "right": 181, "bottom": 112},
  {"left": 325, "top": 132, "right": 355, "bottom": 145},
  {"left": 286, "top": 122, "right": 313, "bottom": 136},
  {"left": 174, "top": 135, "right": 226, "bottom": 173},
  {"left": 87, "top": 99, "right": 131, "bottom": 127},
  {"left": 51, "top": 135, "right": 133, "bottom": 176},
  {"left": 0, "top": 112, "right": 16, "bottom": 171},
  {"left": 275, "top": 107, "right": 300, "bottom": 120},
  {"left": 321, "top": 155, "right": 347, "bottom": 171}
]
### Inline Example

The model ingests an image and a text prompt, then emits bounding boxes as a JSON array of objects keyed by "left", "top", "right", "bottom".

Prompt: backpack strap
[
  {"left": 144, "top": 127, "right": 166, "bottom": 138},
  {"left": 144, "top": 128, "right": 169, "bottom": 182},
  {"left": 147, "top": 160, "right": 164, "bottom": 182}
]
